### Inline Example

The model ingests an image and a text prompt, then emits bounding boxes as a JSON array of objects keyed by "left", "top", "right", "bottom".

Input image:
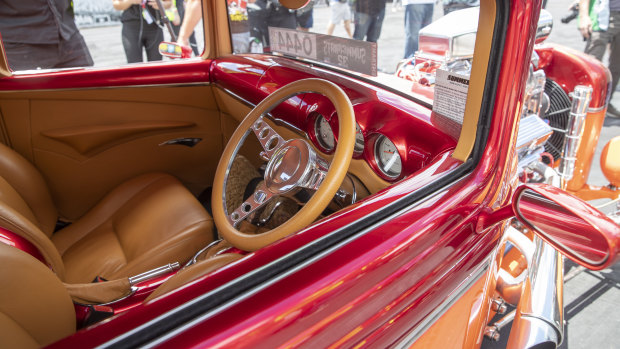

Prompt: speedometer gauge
[
  {"left": 314, "top": 115, "right": 335, "bottom": 151},
  {"left": 354, "top": 123, "right": 364, "bottom": 155},
  {"left": 374, "top": 134, "right": 402, "bottom": 179}
]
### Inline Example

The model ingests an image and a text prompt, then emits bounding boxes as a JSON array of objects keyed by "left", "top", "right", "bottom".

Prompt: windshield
[{"left": 227, "top": 0, "right": 480, "bottom": 104}]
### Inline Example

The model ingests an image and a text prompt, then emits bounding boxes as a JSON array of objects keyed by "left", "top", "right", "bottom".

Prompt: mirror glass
[{"left": 516, "top": 189, "right": 610, "bottom": 268}]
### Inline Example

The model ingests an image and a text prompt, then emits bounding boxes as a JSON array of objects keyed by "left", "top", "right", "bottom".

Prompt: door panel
[{"left": 0, "top": 85, "right": 222, "bottom": 220}]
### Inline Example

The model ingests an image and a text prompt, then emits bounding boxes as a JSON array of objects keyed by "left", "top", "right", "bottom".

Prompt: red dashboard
[{"left": 210, "top": 55, "right": 457, "bottom": 182}]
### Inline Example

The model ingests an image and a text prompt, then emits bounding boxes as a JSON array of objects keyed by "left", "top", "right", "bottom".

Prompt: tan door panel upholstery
[
  {"left": 0, "top": 85, "right": 222, "bottom": 220},
  {"left": 41, "top": 120, "right": 197, "bottom": 155}
]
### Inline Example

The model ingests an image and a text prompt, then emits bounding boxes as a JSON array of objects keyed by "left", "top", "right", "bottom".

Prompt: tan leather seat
[
  {"left": 0, "top": 243, "right": 239, "bottom": 347},
  {"left": 0, "top": 243, "right": 75, "bottom": 348},
  {"left": 0, "top": 143, "right": 214, "bottom": 284}
]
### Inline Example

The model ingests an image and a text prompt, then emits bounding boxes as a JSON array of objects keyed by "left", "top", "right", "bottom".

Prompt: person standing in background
[
  {"left": 326, "top": 0, "right": 353, "bottom": 38},
  {"left": 296, "top": 0, "right": 315, "bottom": 32},
  {"left": 228, "top": 0, "right": 251, "bottom": 53},
  {"left": 170, "top": 0, "right": 200, "bottom": 55},
  {"left": 579, "top": 0, "right": 620, "bottom": 117},
  {"left": 176, "top": 0, "right": 203, "bottom": 54},
  {"left": 113, "top": 0, "right": 172, "bottom": 63},
  {"left": 247, "top": 0, "right": 297, "bottom": 47},
  {"left": 402, "top": 0, "right": 434, "bottom": 59},
  {"left": 352, "top": 0, "right": 387, "bottom": 42},
  {"left": 442, "top": 0, "right": 479, "bottom": 14},
  {"left": 0, "top": 0, "right": 93, "bottom": 71}
]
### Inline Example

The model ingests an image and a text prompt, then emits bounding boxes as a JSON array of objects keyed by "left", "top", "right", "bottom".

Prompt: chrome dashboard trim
[
  {"left": 0, "top": 82, "right": 211, "bottom": 94},
  {"left": 214, "top": 84, "right": 306, "bottom": 135}
]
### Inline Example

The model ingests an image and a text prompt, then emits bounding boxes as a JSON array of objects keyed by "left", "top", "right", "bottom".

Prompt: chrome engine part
[
  {"left": 542, "top": 79, "right": 572, "bottom": 161},
  {"left": 506, "top": 238, "right": 564, "bottom": 349},
  {"left": 516, "top": 58, "right": 553, "bottom": 176},
  {"left": 558, "top": 86, "right": 593, "bottom": 180},
  {"left": 516, "top": 114, "right": 553, "bottom": 176},
  {"left": 523, "top": 55, "right": 548, "bottom": 117}
]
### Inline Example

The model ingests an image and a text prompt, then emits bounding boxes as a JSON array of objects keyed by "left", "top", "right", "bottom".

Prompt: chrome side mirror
[
  {"left": 514, "top": 183, "right": 620, "bottom": 270},
  {"left": 536, "top": 9, "right": 553, "bottom": 44},
  {"left": 477, "top": 183, "right": 619, "bottom": 270}
]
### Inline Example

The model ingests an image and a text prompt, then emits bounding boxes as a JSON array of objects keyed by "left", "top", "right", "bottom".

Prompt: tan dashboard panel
[
  {"left": 0, "top": 85, "right": 222, "bottom": 220},
  {"left": 213, "top": 87, "right": 251, "bottom": 124}
]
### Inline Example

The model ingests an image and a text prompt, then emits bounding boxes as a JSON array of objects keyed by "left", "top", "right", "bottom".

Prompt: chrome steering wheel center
[{"left": 265, "top": 139, "right": 315, "bottom": 194}]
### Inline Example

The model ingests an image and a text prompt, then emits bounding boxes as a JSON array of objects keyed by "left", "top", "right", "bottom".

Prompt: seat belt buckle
[{"left": 83, "top": 304, "right": 114, "bottom": 327}]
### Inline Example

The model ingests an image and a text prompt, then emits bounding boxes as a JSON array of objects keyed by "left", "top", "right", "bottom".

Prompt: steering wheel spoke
[
  {"left": 252, "top": 117, "right": 286, "bottom": 161},
  {"left": 298, "top": 156, "right": 330, "bottom": 191},
  {"left": 228, "top": 182, "right": 274, "bottom": 227}
]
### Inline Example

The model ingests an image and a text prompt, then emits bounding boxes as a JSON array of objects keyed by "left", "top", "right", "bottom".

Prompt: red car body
[{"left": 0, "top": 0, "right": 618, "bottom": 348}]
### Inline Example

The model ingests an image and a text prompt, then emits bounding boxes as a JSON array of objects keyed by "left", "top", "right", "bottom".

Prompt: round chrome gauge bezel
[
  {"left": 374, "top": 134, "right": 402, "bottom": 179},
  {"left": 314, "top": 114, "right": 335, "bottom": 152}
]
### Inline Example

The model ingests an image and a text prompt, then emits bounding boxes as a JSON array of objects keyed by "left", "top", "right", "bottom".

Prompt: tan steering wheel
[{"left": 212, "top": 79, "right": 356, "bottom": 251}]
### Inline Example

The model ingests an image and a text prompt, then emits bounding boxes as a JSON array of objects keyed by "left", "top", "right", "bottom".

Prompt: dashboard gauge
[
  {"left": 374, "top": 134, "right": 402, "bottom": 178},
  {"left": 354, "top": 123, "right": 364, "bottom": 154},
  {"left": 314, "top": 114, "right": 335, "bottom": 151}
]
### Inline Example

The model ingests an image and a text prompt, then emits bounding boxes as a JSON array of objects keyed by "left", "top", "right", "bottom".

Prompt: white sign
[
  {"left": 269, "top": 27, "right": 317, "bottom": 60},
  {"left": 268, "top": 27, "right": 378, "bottom": 76},
  {"left": 432, "top": 69, "right": 470, "bottom": 125}
]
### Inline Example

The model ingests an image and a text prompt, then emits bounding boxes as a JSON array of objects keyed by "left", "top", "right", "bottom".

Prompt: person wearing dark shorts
[
  {"left": 113, "top": 0, "right": 169, "bottom": 63},
  {"left": 296, "top": 0, "right": 314, "bottom": 31},
  {"left": 352, "top": 0, "right": 387, "bottom": 43},
  {"left": 0, "top": 0, "right": 93, "bottom": 71}
]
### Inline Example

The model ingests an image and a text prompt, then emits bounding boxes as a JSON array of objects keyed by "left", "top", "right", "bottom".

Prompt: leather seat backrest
[
  {"left": 0, "top": 143, "right": 65, "bottom": 276},
  {"left": 0, "top": 201, "right": 65, "bottom": 278},
  {"left": 0, "top": 143, "right": 58, "bottom": 236},
  {"left": 0, "top": 243, "right": 75, "bottom": 348}
]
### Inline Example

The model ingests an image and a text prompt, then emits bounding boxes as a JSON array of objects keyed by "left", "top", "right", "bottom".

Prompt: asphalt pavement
[{"left": 78, "top": 2, "right": 619, "bottom": 347}]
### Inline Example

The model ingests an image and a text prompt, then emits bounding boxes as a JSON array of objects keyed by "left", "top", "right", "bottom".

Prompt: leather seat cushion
[{"left": 52, "top": 173, "right": 214, "bottom": 284}]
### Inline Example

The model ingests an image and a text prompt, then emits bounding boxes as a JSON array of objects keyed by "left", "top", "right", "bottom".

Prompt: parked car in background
[{"left": 0, "top": 0, "right": 618, "bottom": 348}]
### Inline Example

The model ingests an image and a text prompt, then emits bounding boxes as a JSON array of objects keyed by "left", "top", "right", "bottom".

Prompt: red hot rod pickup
[{"left": 0, "top": 0, "right": 618, "bottom": 348}]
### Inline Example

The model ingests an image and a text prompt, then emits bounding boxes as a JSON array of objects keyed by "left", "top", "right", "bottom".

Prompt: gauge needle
[{"left": 385, "top": 151, "right": 399, "bottom": 171}]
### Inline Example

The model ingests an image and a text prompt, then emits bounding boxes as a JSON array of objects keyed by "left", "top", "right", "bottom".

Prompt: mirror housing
[
  {"left": 158, "top": 42, "right": 193, "bottom": 59},
  {"left": 478, "top": 183, "right": 620, "bottom": 270},
  {"left": 535, "top": 9, "right": 553, "bottom": 44}
]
